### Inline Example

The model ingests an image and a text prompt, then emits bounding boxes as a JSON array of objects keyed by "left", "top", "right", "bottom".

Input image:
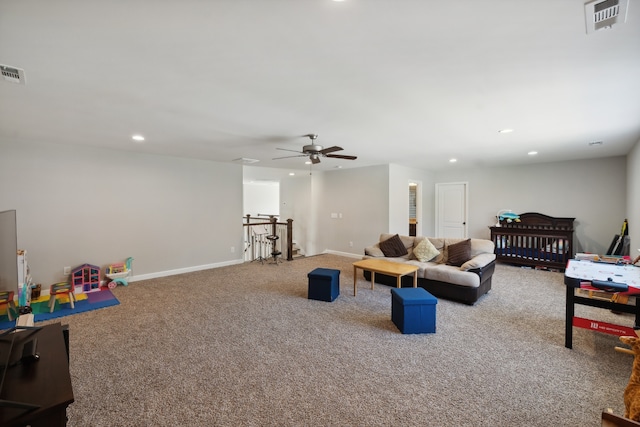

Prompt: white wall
[
  {"left": 628, "top": 139, "right": 640, "bottom": 258},
  {"left": 243, "top": 181, "right": 279, "bottom": 217},
  {"left": 434, "top": 157, "right": 627, "bottom": 255},
  {"left": 0, "top": 140, "right": 244, "bottom": 286}
]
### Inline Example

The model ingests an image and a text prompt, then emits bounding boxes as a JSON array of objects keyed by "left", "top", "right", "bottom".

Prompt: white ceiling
[{"left": 1, "top": 0, "right": 639, "bottom": 172}]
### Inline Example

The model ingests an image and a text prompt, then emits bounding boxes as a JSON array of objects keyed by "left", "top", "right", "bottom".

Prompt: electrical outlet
[
  {"left": 349, "top": 241, "right": 353, "bottom": 247},
  {"left": 230, "top": 246, "right": 235, "bottom": 253},
  {"left": 63, "top": 266, "right": 71, "bottom": 275}
]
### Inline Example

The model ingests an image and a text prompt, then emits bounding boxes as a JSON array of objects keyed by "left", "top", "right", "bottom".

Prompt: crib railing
[{"left": 490, "top": 227, "right": 573, "bottom": 270}]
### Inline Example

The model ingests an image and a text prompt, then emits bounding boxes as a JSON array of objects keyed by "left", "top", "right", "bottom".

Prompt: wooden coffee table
[{"left": 352, "top": 258, "right": 419, "bottom": 296}]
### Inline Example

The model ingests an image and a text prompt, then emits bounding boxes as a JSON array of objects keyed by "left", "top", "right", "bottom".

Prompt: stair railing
[{"left": 243, "top": 215, "right": 293, "bottom": 262}]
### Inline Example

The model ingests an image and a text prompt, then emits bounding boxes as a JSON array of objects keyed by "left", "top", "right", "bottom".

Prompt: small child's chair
[
  {"left": 0, "top": 291, "right": 18, "bottom": 321},
  {"left": 49, "top": 282, "right": 76, "bottom": 313}
]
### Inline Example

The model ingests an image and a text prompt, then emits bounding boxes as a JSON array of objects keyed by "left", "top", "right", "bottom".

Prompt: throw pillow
[
  {"left": 413, "top": 238, "right": 440, "bottom": 262},
  {"left": 446, "top": 239, "right": 471, "bottom": 267},
  {"left": 379, "top": 234, "right": 408, "bottom": 257}
]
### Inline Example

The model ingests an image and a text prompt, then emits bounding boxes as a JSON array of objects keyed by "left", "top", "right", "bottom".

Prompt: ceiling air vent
[
  {"left": 585, "top": 0, "right": 629, "bottom": 34},
  {"left": 232, "top": 158, "right": 260, "bottom": 164},
  {"left": 0, "top": 64, "right": 26, "bottom": 85}
]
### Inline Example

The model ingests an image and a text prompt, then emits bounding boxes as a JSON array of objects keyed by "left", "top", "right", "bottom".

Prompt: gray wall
[
  {"left": 245, "top": 163, "right": 436, "bottom": 258},
  {"left": 0, "top": 140, "right": 244, "bottom": 287},
  {"left": 7, "top": 138, "right": 630, "bottom": 291},
  {"left": 272, "top": 156, "right": 629, "bottom": 258},
  {"left": 628, "top": 139, "right": 640, "bottom": 257},
  {"left": 432, "top": 156, "right": 627, "bottom": 255},
  {"left": 316, "top": 165, "right": 390, "bottom": 256},
  {"left": 388, "top": 164, "right": 436, "bottom": 237}
]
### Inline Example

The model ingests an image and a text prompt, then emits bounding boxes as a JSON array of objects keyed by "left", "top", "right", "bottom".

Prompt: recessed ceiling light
[
  {"left": 131, "top": 134, "right": 145, "bottom": 142},
  {"left": 528, "top": 151, "right": 538, "bottom": 156},
  {"left": 289, "top": 172, "right": 295, "bottom": 176},
  {"left": 305, "top": 161, "right": 312, "bottom": 165},
  {"left": 449, "top": 158, "right": 457, "bottom": 163},
  {"left": 498, "top": 129, "right": 513, "bottom": 134}
]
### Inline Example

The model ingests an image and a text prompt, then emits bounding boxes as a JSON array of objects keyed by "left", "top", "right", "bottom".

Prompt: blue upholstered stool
[
  {"left": 308, "top": 268, "right": 340, "bottom": 302},
  {"left": 391, "top": 287, "right": 437, "bottom": 334}
]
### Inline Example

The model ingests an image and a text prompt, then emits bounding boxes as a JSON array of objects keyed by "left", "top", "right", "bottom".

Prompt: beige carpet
[{"left": 41, "top": 255, "right": 635, "bottom": 426}]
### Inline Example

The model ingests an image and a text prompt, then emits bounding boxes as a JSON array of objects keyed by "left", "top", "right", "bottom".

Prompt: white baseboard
[
  {"left": 322, "top": 250, "right": 362, "bottom": 259},
  {"left": 129, "top": 258, "right": 245, "bottom": 282}
]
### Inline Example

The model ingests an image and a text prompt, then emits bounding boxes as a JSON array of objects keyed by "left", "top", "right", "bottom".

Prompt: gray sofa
[{"left": 363, "top": 233, "right": 496, "bottom": 305}]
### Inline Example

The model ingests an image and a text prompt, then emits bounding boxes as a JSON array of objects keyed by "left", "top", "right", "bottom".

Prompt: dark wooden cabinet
[{"left": 0, "top": 323, "right": 73, "bottom": 427}]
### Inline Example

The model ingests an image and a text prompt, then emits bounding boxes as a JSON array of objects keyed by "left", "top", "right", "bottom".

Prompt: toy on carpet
[
  {"left": 0, "top": 291, "right": 18, "bottom": 321},
  {"left": 105, "top": 257, "right": 133, "bottom": 288},
  {"left": 71, "top": 263, "right": 101, "bottom": 292},
  {"left": 49, "top": 281, "right": 76, "bottom": 313},
  {"left": 618, "top": 331, "right": 640, "bottom": 421}
]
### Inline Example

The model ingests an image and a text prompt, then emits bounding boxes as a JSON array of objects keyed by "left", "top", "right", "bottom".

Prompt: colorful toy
[
  {"left": 105, "top": 257, "right": 133, "bottom": 288},
  {"left": 71, "top": 263, "right": 101, "bottom": 292},
  {"left": 0, "top": 291, "right": 18, "bottom": 321},
  {"left": 49, "top": 282, "right": 76, "bottom": 313},
  {"left": 495, "top": 209, "right": 520, "bottom": 226}
]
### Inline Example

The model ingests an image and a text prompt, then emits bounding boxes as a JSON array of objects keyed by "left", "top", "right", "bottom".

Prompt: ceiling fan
[{"left": 273, "top": 134, "right": 357, "bottom": 164}]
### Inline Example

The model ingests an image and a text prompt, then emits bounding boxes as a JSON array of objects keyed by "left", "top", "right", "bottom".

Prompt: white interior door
[{"left": 435, "top": 182, "right": 468, "bottom": 238}]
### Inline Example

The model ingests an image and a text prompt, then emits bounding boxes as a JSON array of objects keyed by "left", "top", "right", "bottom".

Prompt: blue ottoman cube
[
  {"left": 391, "top": 287, "right": 437, "bottom": 334},
  {"left": 308, "top": 268, "right": 340, "bottom": 302}
]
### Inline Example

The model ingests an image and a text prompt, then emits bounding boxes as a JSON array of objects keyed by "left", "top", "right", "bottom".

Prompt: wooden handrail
[{"left": 243, "top": 215, "right": 294, "bottom": 261}]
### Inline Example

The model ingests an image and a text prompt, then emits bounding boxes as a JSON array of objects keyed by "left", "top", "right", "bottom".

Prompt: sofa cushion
[
  {"left": 446, "top": 239, "right": 471, "bottom": 267},
  {"left": 423, "top": 264, "right": 481, "bottom": 288},
  {"left": 379, "top": 234, "right": 408, "bottom": 257},
  {"left": 470, "top": 238, "right": 495, "bottom": 257},
  {"left": 364, "top": 246, "right": 385, "bottom": 257},
  {"left": 413, "top": 238, "right": 440, "bottom": 262},
  {"left": 460, "top": 253, "right": 496, "bottom": 271}
]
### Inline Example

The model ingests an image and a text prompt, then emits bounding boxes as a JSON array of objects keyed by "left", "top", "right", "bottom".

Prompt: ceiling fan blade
[
  {"left": 272, "top": 154, "right": 308, "bottom": 160},
  {"left": 311, "top": 156, "right": 321, "bottom": 164},
  {"left": 276, "top": 148, "right": 304, "bottom": 154},
  {"left": 326, "top": 154, "right": 357, "bottom": 160},
  {"left": 319, "top": 146, "right": 343, "bottom": 155}
]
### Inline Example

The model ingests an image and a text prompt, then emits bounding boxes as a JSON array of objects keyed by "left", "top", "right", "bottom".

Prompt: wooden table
[{"left": 352, "top": 258, "right": 419, "bottom": 296}]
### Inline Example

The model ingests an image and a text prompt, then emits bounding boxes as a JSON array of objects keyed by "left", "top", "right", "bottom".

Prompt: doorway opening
[{"left": 408, "top": 181, "right": 421, "bottom": 236}]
